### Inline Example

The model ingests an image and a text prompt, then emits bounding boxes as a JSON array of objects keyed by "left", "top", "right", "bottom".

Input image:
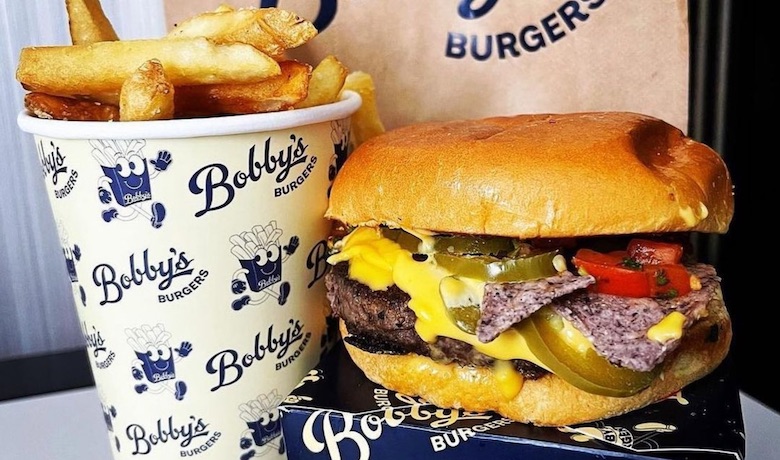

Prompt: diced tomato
[
  {"left": 573, "top": 245, "right": 692, "bottom": 299},
  {"left": 627, "top": 239, "right": 683, "bottom": 265},
  {"left": 572, "top": 249, "right": 651, "bottom": 297},
  {"left": 575, "top": 248, "right": 624, "bottom": 266},
  {"left": 646, "top": 264, "right": 692, "bottom": 298}
]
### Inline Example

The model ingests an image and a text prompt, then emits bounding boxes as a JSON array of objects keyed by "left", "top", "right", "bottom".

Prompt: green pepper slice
[
  {"left": 381, "top": 228, "right": 422, "bottom": 253},
  {"left": 433, "top": 251, "right": 558, "bottom": 282},
  {"left": 434, "top": 235, "right": 516, "bottom": 256},
  {"left": 439, "top": 276, "right": 482, "bottom": 334},
  {"left": 520, "top": 306, "right": 659, "bottom": 397}
]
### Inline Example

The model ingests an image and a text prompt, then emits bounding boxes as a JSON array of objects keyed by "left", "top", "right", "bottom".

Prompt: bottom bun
[{"left": 339, "top": 289, "right": 732, "bottom": 426}]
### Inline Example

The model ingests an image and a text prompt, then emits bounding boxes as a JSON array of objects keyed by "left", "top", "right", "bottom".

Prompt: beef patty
[
  {"left": 325, "top": 261, "right": 721, "bottom": 377},
  {"left": 325, "top": 263, "right": 548, "bottom": 379}
]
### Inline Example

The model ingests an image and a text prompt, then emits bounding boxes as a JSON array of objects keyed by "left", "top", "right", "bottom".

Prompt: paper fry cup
[{"left": 17, "top": 91, "right": 361, "bottom": 459}]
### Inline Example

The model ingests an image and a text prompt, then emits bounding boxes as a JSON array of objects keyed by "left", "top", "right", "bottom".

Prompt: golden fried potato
[
  {"left": 341, "top": 71, "right": 386, "bottom": 147},
  {"left": 294, "top": 55, "right": 348, "bottom": 109},
  {"left": 24, "top": 92, "right": 118, "bottom": 121},
  {"left": 16, "top": 37, "right": 281, "bottom": 104},
  {"left": 66, "top": 0, "right": 119, "bottom": 45},
  {"left": 174, "top": 60, "right": 311, "bottom": 117},
  {"left": 213, "top": 4, "right": 235, "bottom": 13},
  {"left": 120, "top": 59, "right": 174, "bottom": 121},
  {"left": 167, "top": 7, "right": 317, "bottom": 59}
]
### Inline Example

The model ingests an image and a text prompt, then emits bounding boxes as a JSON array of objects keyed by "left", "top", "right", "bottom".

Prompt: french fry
[
  {"left": 120, "top": 59, "right": 174, "bottom": 121},
  {"left": 24, "top": 92, "right": 119, "bottom": 121},
  {"left": 65, "top": 0, "right": 119, "bottom": 45},
  {"left": 213, "top": 3, "right": 235, "bottom": 13},
  {"left": 16, "top": 37, "right": 281, "bottom": 104},
  {"left": 174, "top": 60, "right": 311, "bottom": 117},
  {"left": 19, "top": 4, "right": 355, "bottom": 122},
  {"left": 340, "top": 71, "right": 386, "bottom": 147},
  {"left": 294, "top": 55, "right": 348, "bottom": 109},
  {"left": 167, "top": 7, "right": 317, "bottom": 59}
]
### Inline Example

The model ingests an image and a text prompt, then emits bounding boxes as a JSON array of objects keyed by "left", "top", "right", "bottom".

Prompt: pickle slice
[
  {"left": 439, "top": 276, "right": 483, "bottom": 334},
  {"left": 433, "top": 251, "right": 558, "bottom": 282},
  {"left": 434, "top": 235, "right": 515, "bottom": 256},
  {"left": 520, "top": 306, "right": 658, "bottom": 397}
]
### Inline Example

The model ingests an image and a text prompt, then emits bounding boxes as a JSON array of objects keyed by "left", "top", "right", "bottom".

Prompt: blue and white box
[{"left": 280, "top": 342, "right": 745, "bottom": 460}]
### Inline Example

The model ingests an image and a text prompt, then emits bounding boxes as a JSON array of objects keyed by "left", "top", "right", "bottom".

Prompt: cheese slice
[{"left": 327, "top": 227, "right": 549, "bottom": 372}]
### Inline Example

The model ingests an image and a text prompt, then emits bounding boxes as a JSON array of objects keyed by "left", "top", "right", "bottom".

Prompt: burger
[{"left": 323, "top": 111, "right": 734, "bottom": 426}]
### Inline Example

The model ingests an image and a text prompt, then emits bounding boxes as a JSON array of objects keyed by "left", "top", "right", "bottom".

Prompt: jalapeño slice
[
  {"left": 433, "top": 251, "right": 559, "bottom": 282},
  {"left": 439, "top": 276, "right": 483, "bottom": 334},
  {"left": 381, "top": 228, "right": 422, "bottom": 253},
  {"left": 520, "top": 306, "right": 659, "bottom": 397},
  {"left": 434, "top": 235, "right": 516, "bottom": 256}
]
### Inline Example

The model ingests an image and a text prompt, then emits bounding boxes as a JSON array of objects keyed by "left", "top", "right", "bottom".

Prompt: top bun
[{"left": 326, "top": 112, "right": 734, "bottom": 238}]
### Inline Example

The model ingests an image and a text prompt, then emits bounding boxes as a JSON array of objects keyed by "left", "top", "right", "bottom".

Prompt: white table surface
[{"left": 0, "top": 387, "right": 778, "bottom": 459}]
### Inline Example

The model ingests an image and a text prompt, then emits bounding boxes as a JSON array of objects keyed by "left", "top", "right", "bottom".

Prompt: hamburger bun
[{"left": 326, "top": 111, "right": 733, "bottom": 238}]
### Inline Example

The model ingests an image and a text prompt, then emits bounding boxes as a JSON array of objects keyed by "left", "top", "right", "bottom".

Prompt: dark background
[
  {"left": 0, "top": 1, "right": 772, "bottom": 415},
  {"left": 689, "top": 1, "right": 769, "bottom": 411}
]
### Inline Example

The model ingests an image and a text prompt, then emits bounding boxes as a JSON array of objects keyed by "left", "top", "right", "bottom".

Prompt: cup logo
[
  {"left": 91, "top": 139, "right": 172, "bottom": 228},
  {"left": 92, "top": 246, "right": 208, "bottom": 306},
  {"left": 188, "top": 135, "right": 314, "bottom": 217},
  {"left": 84, "top": 321, "right": 115, "bottom": 370},
  {"left": 205, "top": 319, "right": 310, "bottom": 392},
  {"left": 39, "top": 139, "right": 79, "bottom": 198},
  {"left": 127, "top": 324, "right": 192, "bottom": 401},
  {"left": 327, "top": 120, "right": 350, "bottom": 197},
  {"left": 59, "top": 221, "right": 87, "bottom": 306},
  {"left": 64, "top": 244, "right": 80, "bottom": 283},
  {"left": 125, "top": 415, "right": 220, "bottom": 456},
  {"left": 101, "top": 402, "right": 121, "bottom": 452},
  {"left": 238, "top": 390, "right": 286, "bottom": 458},
  {"left": 230, "top": 221, "right": 299, "bottom": 311}
]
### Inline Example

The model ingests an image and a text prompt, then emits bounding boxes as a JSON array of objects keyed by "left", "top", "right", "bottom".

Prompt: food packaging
[{"left": 280, "top": 342, "right": 745, "bottom": 460}]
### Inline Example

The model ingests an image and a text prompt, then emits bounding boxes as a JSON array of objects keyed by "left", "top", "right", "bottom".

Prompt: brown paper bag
[{"left": 164, "top": 0, "right": 689, "bottom": 132}]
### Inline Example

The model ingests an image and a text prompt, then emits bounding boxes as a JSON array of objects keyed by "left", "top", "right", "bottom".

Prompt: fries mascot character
[
  {"left": 327, "top": 119, "right": 350, "bottom": 197},
  {"left": 90, "top": 139, "right": 172, "bottom": 228},
  {"left": 58, "top": 222, "right": 87, "bottom": 306},
  {"left": 238, "top": 390, "right": 286, "bottom": 459},
  {"left": 126, "top": 324, "right": 192, "bottom": 401},
  {"left": 101, "top": 402, "right": 121, "bottom": 452},
  {"left": 229, "top": 221, "right": 299, "bottom": 311}
]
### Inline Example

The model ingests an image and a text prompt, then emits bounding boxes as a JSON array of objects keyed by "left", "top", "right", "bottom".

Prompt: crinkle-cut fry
[
  {"left": 295, "top": 55, "right": 348, "bottom": 109},
  {"left": 66, "top": 0, "right": 119, "bottom": 44},
  {"left": 24, "top": 92, "right": 118, "bottom": 121},
  {"left": 167, "top": 7, "right": 317, "bottom": 59},
  {"left": 341, "top": 71, "right": 386, "bottom": 148},
  {"left": 174, "top": 60, "right": 311, "bottom": 117},
  {"left": 120, "top": 59, "right": 174, "bottom": 121},
  {"left": 16, "top": 37, "right": 280, "bottom": 102}
]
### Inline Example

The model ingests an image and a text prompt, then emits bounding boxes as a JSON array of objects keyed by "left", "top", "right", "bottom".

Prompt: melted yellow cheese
[
  {"left": 647, "top": 311, "right": 685, "bottom": 343},
  {"left": 327, "top": 227, "right": 548, "bottom": 379},
  {"left": 493, "top": 360, "right": 524, "bottom": 399},
  {"left": 328, "top": 228, "right": 401, "bottom": 290},
  {"left": 559, "top": 317, "right": 593, "bottom": 354},
  {"left": 678, "top": 203, "right": 709, "bottom": 227}
]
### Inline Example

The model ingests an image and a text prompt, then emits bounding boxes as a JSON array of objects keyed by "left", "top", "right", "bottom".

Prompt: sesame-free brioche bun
[
  {"left": 338, "top": 287, "right": 732, "bottom": 427},
  {"left": 325, "top": 112, "right": 734, "bottom": 237}
]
